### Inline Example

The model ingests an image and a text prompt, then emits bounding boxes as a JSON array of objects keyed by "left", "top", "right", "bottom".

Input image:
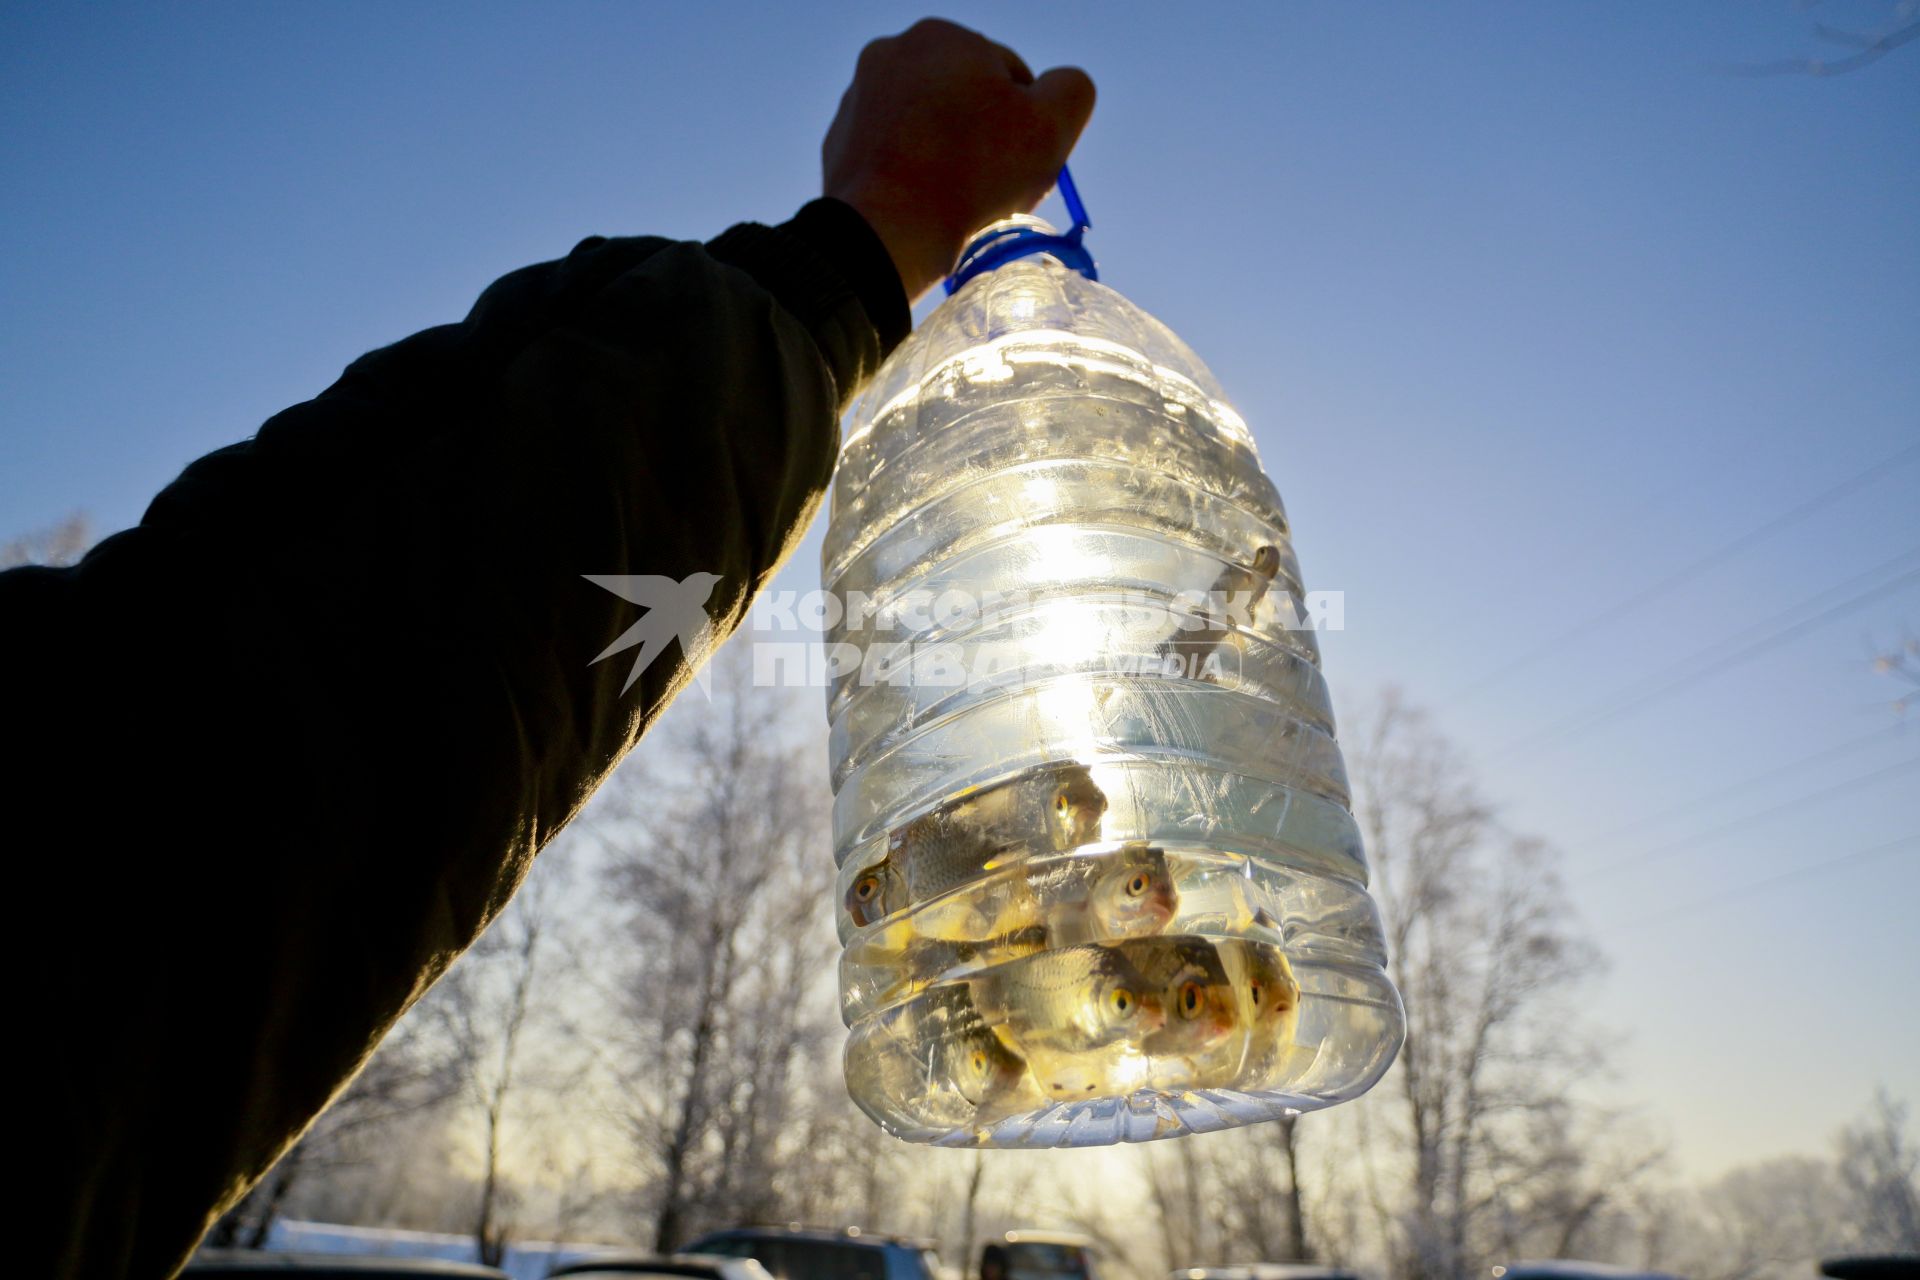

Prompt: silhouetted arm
[
  {"left": 13, "top": 15, "right": 1098, "bottom": 1276},
  {"left": 4, "top": 198, "right": 905, "bottom": 1280}
]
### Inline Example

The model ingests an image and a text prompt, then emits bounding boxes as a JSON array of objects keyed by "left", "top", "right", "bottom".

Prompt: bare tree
[
  {"left": 412, "top": 859, "right": 577, "bottom": 1265},
  {"left": 1600, "top": 1092, "right": 1916, "bottom": 1280},
  {"left": 205, "top": 1014, "right": 456, "bottom": 1249},
  {"left": 1835, "top": 1088, "right": 1920, "bottom": 1251},
  {"left": 956, "top": 1153, "right": 988, "bottom": 1270},
  {"left": 1478, "top": 1101, "right": 1667, "bottom": 1263},
  {"left": 1, "top": 511, "right": 91, "bottom": 568},
  {"left": 1145, "top": 1134, "right": 1224, "bottom": 1270},
  {"left": 1690, "top": 1155, "right": 1852, "bottom": 1280},
  {"left": 591, "top": 643, "right": 842, "bottom": 1249},
  {"left": 1142, "top": 1120, "right": 1314, "bottom": 1269},
  {"left": 1346, "top": 688, "right": 1628, "bottom": 1280}
]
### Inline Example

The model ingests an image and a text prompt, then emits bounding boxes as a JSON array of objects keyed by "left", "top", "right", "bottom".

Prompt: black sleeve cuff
[
  {"left": 706, "top": 200, "right": 913, "bottom": 360},
  {"left": 780, "top": 197, "right": 911, "bottom": 356},
  {"left": 704, "top": 198, "right": 910, "bottom": 406}
]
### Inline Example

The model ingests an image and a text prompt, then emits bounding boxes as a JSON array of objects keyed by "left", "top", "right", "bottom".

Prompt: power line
[
  {"left": 1451, "top": 441, "right": 1920, "bottom": 702},
  {"left": 1581, "top": 722, "right": 1912, "bottom": 845},
  {"left": 1492, "top": 549, "right": 1920, "bottom": 759},
  {"left": 1611, "top": 834, "right": 1918, "bottom": 931},
  {"left": 1575, "top": 755, "right": 1920, "bottom": 882}
]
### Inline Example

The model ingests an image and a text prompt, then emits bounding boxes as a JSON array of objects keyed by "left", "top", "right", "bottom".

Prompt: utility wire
[
  {"left": 1451, "top": 441, "right": 1920, "bottom": 702},
  {"left": 1581, "top": 722, "right": 1912, "bottom": 845},
  {"left": 1611, "top": 834, "right": 1917, "bottom": 931},
  {"left": 1492, "top": 549, "right": 1920, "bottom": 760},
  {"left": 1575, "top": 756, "right": 1919, "bottom": 882}
]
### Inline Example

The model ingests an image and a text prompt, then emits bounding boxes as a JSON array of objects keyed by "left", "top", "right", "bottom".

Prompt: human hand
[{"left": 822, "top": 18, "right": 1096, "bottom": 302}]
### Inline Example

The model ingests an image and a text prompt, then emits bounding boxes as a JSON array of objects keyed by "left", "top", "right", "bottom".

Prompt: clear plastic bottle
[{"left": 821, "top": 214, "right": 1403, "bottom": 1148}]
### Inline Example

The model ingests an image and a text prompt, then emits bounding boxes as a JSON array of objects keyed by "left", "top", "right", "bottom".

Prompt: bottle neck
[{"left": 946, "top": 214, "right": 1098, "bottom": 295}]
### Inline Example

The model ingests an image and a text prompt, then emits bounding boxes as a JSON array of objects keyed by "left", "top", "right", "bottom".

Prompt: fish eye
[
  {"left": 1054, "top": 790, "right": 1070, "bottom": 815},
  {"left": 969, "top": 1048, "right": 988, "bottom": 1074},
  {"left": 853, "top": 876, "right": 879, "bottom": 902},
  {"left": 1108, "top": 987, "right": 1136, "bottom": 1016},
  {"left": 1179, "top": 980, "right": 1204, "bottom": 1018},
  {"left": 1249, "top": 982, "right": 1264, "bottom": 1008},
  {"left": 1125, "top": 872, "right": 1150, "bottom": 897}
]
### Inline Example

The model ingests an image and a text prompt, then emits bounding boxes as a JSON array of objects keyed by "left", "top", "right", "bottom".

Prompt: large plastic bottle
[{"left": 822, "top": 199, "right": 1403, "bottom": 1148}]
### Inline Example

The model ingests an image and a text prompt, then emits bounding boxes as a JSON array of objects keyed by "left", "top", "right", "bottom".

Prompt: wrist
[
  {"left": 831, "top": 184, "right": 968, "bottom": 303},
  {"left": 771, "top": 198, "right": 912, "bottom": 356}
]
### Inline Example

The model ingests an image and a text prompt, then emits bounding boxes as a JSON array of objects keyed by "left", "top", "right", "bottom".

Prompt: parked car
[
  {"left": 549, "top": 1254, "right": 773, "bottom": 1280},
  {"left": 1818, "top": 1260, "right": 1920, "bottom": 1280},
  {"left": 1167, "top": 1267, "right": 1362, "bottom": 1280},
  {"left": 988, "top": 1232, "right": 1102, "bottom": 1280},
  {"left": 683, "top": 1226, "right": 940, "bottom": 1280},
  {"left": 184, "top": 1253, "right": 508, "bottom": 1280},
  {"left": 1496, "top": 1265, "right": 1683, "bottom": 1280}
]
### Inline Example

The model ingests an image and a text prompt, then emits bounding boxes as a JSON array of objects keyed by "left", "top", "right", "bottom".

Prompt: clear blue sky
[{"left": 3, "top": 2, "right": 1914, "bottom": 1177}]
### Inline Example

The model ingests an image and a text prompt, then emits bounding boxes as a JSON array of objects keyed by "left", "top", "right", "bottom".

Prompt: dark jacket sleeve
[{"left": 4, "top": 198, "right": 908, "bottom": 1280}]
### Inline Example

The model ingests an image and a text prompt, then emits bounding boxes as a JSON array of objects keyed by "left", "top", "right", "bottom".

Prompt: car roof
[
  {"left": 690, "top": 1226, "right": 933, "bottom": 1249},
  {"left": 550, "top": 1256, "right": 752, "bottom": 1278},
  {"left": 183, "top": 1253, "right": 508, "bottom": 1280},
  {"left": 1501, "top": 1264, "right": 1683, "bottom": 1280},
  {"left": 1001, "top": 1232, "right": 1097, "bottom": 1249},
  {"left": 1820, "top": 1260, "right": 1920, "bottom": 1280}
]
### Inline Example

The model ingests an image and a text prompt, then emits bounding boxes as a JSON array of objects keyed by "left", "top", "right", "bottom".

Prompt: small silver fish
[
  {"left": 1230, "top": 941, "right": 1302, "bottom": 1088},
  {"left": 941, "top": 832, "right": 1172, "bottom": 947},
  {"left": 1044, "top": 842, "right": 1180, "bottom": 948},
  {"left": 884, "top": 844, "right": 1178, "bottom": 998},
  {"left": 845, "top": 761, "right": 1109, "bottom": 930},
  {"left": 905, "top": 921, "right": 1051, "bottom": 989},
  {"left": 1158, "top": 544, "right": 1282, "bottom": 677},
  {"left": 1244, "top": 942, "right": 1299, "bottom": 1034},
  {"left": 971, "top": 943, "right": 1163, "bottom": 1102},
  {"left": 924, "top": 984, "right": 1033, "bottom": 1120},
  {"left": 1081, "top": 842, "right": 1180, "bottom": 940},
  {"left": 970, "top": 944, "right": 1164, "bottom": 1071},
  {"left": 1125, "top": 937, "right": 1241, "bottom": 1064}
]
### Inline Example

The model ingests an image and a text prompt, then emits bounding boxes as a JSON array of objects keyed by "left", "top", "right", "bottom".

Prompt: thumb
[{"left": 1029, "top": 66, "right": 1096, "bottom": 158}]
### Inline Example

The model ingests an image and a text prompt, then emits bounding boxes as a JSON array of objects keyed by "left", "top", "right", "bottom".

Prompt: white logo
[{"left": 584, "top": 572, "right": 723, "bottom": 696}]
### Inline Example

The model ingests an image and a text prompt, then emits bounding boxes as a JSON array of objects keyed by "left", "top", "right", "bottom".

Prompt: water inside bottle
[{"left": 824, "top": 256, "right": 1402, "bottom": 1147}]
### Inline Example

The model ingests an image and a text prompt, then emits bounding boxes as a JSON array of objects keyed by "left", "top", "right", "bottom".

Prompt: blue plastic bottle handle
[
  {"left": 1057, "top": 164, "right": 1091, "bottom": 233},
  {"left": 944, "top": 164, "right": 1099, "bottom": 295}
]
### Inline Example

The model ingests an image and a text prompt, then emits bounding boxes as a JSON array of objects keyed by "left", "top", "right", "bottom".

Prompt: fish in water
[
  {"left": 915, "top": 837, "right": 1176, "bottom": 951},
  {"left": 1227, "top": 940, "right": 1302, "bottom": 1088},
  {"left": 922, "top": 983, "right": 1036, "bottom": 1123},
  {"left": 856, "top": 844, "right": 1178, "bottom": 1006},
  {"left": 899, "top": 920, "right": 1052, "bottom": 991},
  {"left": 857, "top": 982, "right": 1036, "bottom": 1132},
  {"left": 971, "top": 943, "right": 1164, "bottom": 1099},
  {"left": 845, "top": 761, "right": 1109, "bottom": 930},
  {"left": 1044, "top": 842, "right": 1181, "bottom": 947},
  {"left": 1158, "top": 543, "right": 1283, "bottom": 678},
  {"left": 1126, "top": 936, "right": 1241, "bottom": 1068}
]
